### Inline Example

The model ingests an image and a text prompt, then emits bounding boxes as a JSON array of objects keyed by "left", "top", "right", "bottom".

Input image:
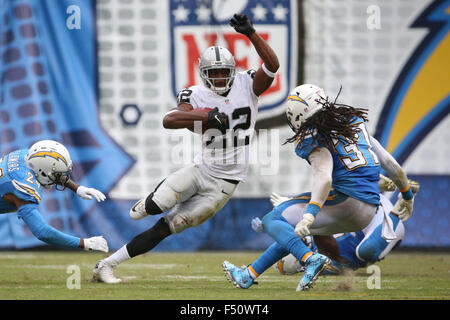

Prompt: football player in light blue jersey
[
  {"left": 223, "top": 177, "right": 417, "bottom": 286},
  {"left": 0, "top": 140, "right": 108, "bottom": 252},
  {"left": 223, "top": 85, "right": 416, "bottom": 291},
  {"left": 267, "top": 177, "right": 419, "bottom": 276}
]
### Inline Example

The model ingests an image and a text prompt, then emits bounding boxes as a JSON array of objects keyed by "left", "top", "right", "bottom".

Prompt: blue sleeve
[
  {"left": 295, "top": 135, "right": 323, "bottom": 161},
  {"left": 9, "top": 168, "right": 42, "bottom": 204},
  {"left": 11, "top": 180, "right": 41, "bottom": 204},
  {"left": 17, "top": 204, "right": 80, "bottom": 249}
]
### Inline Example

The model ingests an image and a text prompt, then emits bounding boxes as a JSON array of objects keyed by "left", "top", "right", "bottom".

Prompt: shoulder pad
[
  {"left": 295, "top": 133, "right": 323, "bottom": 161},
  {"left": 12, "top": 179, "right": 42, "bottom": 203},
  {"left": 176, "top": 87, "right": 194, "bottom": 105}
]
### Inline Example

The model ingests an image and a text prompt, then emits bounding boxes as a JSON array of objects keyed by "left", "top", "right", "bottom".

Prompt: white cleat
[
  {"left": 129, "top": 198, "right": 148, "bottom": 220},
  {"left": 92, "top": 260, "right": 122, "bottom": 284}
]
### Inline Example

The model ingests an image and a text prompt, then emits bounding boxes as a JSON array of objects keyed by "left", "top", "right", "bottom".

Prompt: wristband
[
  {"left": 261, "top": 63, "right": 277, "bottom": 78},
  {"left": 400, "top": 185, "right": 414, "bottom": 200},
  {"left": 305, "top": 201, "right": 321, "bottom": 217}
]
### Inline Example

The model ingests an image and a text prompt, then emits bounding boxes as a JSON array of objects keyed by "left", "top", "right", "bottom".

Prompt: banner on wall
[
  {"left": 169, "top": 0, "right": 297, "bottom": 117},
  {"left": 0, "top": 0, "right": 134, "bottom": 249},
  {"left": 374, "top": 0, "right": 449, "bottom": 247}
]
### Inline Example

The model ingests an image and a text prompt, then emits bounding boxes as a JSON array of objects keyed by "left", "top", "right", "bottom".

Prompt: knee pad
[
  {"left": 164, "top": 204, "right": 216, "bottom": 234},
  {"left": 261, "top": 209, "right": 284, "bottom": 234},
  {"left": 164, "top": 214, "right": 187, "bottom": 234},
  {"left": 145, "top": 193, "right": 163, "bottom": 215}
]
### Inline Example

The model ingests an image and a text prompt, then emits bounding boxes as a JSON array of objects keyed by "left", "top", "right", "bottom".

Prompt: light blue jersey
[
  {"left": 251, "top": 195, "right": 404, "bottom": 276},
  {"left": 0, "top": 149, "right": 80, "bottom": 248},
  {"left": 295, "top": 117, "right": 381, "bottom": 205},
  {"left": 0, "top": 149, "right": 42, "bottom": 213}
]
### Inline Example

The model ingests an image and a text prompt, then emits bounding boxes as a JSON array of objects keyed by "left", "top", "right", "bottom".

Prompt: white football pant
[
  {"left": 152, "top": 164, "right": 238, "bottom": 233},
  {"left": 281, "top": 197, "right": 378, "bottom": 235}
]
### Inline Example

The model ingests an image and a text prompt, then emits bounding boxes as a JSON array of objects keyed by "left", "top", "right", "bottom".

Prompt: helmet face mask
[
  {"left": 199, "top": 46, "right": 235, "bottom": 95},
  {"left": 25, "top": 140, "right": 73, "bottom": 189},
  {"left": 49, "top": 171, "right": 72, "bottom": 190},
  {"left": 285, "top": 84, "right": 327, "bottom": 132},
  {"left": 206, "top": 68, "right": 231, "bottom": 89}
]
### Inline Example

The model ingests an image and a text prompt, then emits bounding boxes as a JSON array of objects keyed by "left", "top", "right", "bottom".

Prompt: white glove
[
  {"left": 392, "top": 193, "right": 414, "bottom": 222},
  {"left": 294, "top": 213, "right": 315, "bottom": 238},
  {"left": 77, "top": 186, "right": 106, "bottom": 202},
  {"left": 83, "top": 236, "right": 109, "bottom": 252},
  {"left": 251, "top": 217, "right": 263, "bottom": 233},
  {"left": 270, "top": 193, "right": 291, "bottom": 207},
  {"left": 378, "top": 174, "right": 396, "bottom": 192}
]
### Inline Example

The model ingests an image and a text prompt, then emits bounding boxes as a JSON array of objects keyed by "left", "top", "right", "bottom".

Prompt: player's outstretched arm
[
  {"left": 61, "top": 179, "right": 106, "bottom": 202},
  {"left": 7, "top": 199, "right": 107, "bottom": 252},
  {"left": 370, "top": 136, "right": 415, "bottom": 221},
  {"left": 18, "top": 203, "right": 82, "bottom": 248},
  {"left": 4, "top": 194, "right": 109, "bottom": 252},
  {"left": 229, "top": 14, "right": 279, "bottom": 96}
]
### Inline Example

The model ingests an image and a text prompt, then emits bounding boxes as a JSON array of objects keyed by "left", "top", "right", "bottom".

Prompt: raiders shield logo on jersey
[{"left": 169, "top": 0, "right": 298, "bottom": 118}]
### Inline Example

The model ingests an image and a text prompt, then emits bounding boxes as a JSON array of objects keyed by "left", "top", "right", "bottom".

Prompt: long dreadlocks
[{"left": 284, "top": 87, "right": 369, "bottom": 148}]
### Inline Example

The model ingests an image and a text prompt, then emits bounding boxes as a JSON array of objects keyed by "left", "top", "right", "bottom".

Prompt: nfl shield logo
[{"left": 169, "top": 0, "right": 297, "bottom": 116}]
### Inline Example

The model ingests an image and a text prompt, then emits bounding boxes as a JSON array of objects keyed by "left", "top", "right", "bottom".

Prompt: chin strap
[{"left": 47, "top": 172, "right": 72, "bottom": 191}]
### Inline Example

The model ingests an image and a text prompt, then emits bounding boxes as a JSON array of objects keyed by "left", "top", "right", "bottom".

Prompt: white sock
[{"left": 103, "top": 245, "right": 131, "bottom": 267}]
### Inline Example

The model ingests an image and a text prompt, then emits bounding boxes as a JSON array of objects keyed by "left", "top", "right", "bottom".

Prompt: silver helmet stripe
[{"left": 214, "top": 46, "right": 220, "bottom": 61}]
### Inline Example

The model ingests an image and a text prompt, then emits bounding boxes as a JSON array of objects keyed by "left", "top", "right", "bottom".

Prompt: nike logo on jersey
[{"left": 221, "top": 190, "right": 230, "bottom": 195}]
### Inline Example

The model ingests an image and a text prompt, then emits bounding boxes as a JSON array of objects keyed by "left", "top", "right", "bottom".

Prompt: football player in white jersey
[{"left": 93, "top": 14, "right": 280, "bottom": 283}]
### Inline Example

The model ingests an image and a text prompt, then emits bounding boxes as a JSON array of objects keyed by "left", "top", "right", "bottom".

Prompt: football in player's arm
[{"left": 0, "top": 140, "right": 108, "bottom": 252}]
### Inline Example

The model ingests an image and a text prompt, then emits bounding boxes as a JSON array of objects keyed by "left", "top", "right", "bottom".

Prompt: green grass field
[{"left": 0, "top": 250, "right": 449, "bottom": 300}]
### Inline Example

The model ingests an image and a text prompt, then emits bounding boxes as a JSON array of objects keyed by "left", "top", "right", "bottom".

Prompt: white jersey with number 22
[{"left": 176, "top": 70, "right": 259, "bottom": 182}]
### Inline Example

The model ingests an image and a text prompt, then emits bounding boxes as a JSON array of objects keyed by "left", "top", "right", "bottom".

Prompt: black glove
[
  {"left": 229, "top": 14, "right": 255, "bottom": 37},
  {"left": 207, "top": 107, "right": 229, "bottom": 133}
]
